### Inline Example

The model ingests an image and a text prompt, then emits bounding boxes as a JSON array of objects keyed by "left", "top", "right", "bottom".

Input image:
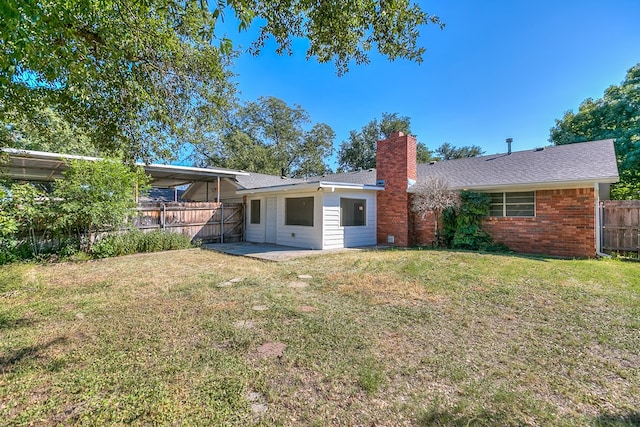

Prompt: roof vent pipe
[{"left": 506, "top": 138, "right": 513, "bottom": 154}]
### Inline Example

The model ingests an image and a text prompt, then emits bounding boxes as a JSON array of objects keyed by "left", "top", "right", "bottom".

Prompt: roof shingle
[{"left": 231, "top": 139, "right": 619, "bottom": 191}]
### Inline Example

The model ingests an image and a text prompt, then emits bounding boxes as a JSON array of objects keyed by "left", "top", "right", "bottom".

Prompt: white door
[{"left": 265, "top": 197, "right": 277, "bottom": 243}]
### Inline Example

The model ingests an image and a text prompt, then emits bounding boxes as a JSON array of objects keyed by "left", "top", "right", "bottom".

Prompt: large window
[
  {"left": 341, "top": 198, "right": 366, "bottom": 226},
  {"left": 285, "top": 197, "right": 314, "bottom": 226},
  {"left": 250, "top": 199, "right": 261, "bottom": 224},
  {"left": 489, "top": 192, "right": 535, "bottom": 217}
]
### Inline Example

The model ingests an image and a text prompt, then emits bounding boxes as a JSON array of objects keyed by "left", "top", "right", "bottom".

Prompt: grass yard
[{"left": 1, "top": 248, "right": 639, "bottom": 426}]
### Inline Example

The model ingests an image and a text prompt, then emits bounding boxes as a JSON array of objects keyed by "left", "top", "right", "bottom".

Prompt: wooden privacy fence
[
  {"left": 601, "top": 200, "right": 640, "bottom": 258},
  {"left": 133, "top": 202, "right": 244, "bottom": 243}
]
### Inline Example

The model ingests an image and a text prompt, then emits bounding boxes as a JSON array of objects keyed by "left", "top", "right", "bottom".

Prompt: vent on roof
[
  {"left": 534, "top": 147, "right": 544, "bottom": 152},
  {"left": 428, "top": 161, "right": 437, "bottom": 165},
  {"left": 506, "top": 138, "right": 513, "bottom": 154}
]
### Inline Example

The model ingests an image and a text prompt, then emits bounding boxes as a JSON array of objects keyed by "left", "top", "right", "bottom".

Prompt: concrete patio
[{"left": 202, "top": 242, "right": 381, "bottom": 261}]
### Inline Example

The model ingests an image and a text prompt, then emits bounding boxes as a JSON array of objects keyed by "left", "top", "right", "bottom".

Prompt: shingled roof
[
  {"left": 233, "top": 172, "right": 306, "bottom": 190},
  {"left": 415, "top": 139, "right": 619, "bottom": 190},
  {"left": 229, "top": 139, "right": 618, "bottom": 191}
]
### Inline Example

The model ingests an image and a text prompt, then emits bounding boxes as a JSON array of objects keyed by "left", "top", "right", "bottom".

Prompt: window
[
  {"left": 285, "top": 197, "right": 314, "bottom": 226},
  {"left": 489, "top": 192, "right": 535, "bottom": 217},
  {"left": 341, "top": 198, "right": 366, "bottom": 226},
  {"left": 250, "top": 199, "right": 261, "bottom": 224}
]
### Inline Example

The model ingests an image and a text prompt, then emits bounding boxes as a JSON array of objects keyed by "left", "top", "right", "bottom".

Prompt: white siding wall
[
  {"left": 276, "top": 192, "right": 323, "bottom": 249},
  {"left": 247, "top": 189, "right": 377, "bottom": 249},
  {"left": 322, "top": 191, "right": 377, "bottom": 249},
  {"left": 245, "top": 197, "right": 266, "bottom": 243}
]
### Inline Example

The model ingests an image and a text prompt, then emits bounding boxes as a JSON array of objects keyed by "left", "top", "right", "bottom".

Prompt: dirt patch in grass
[
  {"left": 254, "top": 342, "right": 287, "bottom": 359},
  {"left": 329, "top": 271, "right": 445, "bottom": 305}
]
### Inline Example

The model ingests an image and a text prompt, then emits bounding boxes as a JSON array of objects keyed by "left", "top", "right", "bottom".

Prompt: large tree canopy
[
  {"left": 337, "top": 112, "right": 431, "bottom": 171},
  {"left": 192, "top": 96, "right": 334, "bottom": 177},
  {"left": 1, "top": 1, "right": 441, "bottom": 162},
  {"left": 435, "top": 142, "right": 484, "bottom": 160},
  {"left": 337, "top": 113, "right": 483, "bottom": 172},
  {"left": 1, "top": 107, "right": 98, "bottom": 156},
  {"left": 549, "top": 63, "right": 640, "bottom": 199}
]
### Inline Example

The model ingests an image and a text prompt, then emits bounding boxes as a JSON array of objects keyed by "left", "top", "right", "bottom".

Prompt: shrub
[
  {"left": 442, "top": 191, "right": 511, "bottom": 253},
  {"left": 91, "top": 230, "right": 193, "bottom": 258}
]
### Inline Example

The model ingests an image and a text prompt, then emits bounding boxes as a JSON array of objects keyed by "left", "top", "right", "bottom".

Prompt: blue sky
[{"left": 222, "top": 0, "right": 640, "bottom": 167}]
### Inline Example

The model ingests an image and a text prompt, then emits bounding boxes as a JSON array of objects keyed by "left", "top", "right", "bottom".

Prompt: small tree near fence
[
  {"left": 53, "top": 159, "right": 150, "bottom": 251},
  {"left": 411, "top": 177, "right": 459, "bottom": 247}
]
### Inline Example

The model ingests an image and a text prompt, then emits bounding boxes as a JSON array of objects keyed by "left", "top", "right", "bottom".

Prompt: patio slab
[{"left": 202, "top": 242, "right": 380, "bottom": 261}]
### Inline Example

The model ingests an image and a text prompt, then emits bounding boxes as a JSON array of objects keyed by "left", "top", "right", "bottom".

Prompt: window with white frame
[
  {"left": 285, "top": 197, "right": 314, "bottom": 226},
  {"left": 340, "top": 198, "right": 366, "bottom": 226},
  {"left": 489, "top": 192, "right": 535, "bottom": 217}
]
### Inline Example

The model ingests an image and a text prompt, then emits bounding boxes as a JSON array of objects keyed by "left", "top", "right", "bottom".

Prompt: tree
[
  {"left": 435, "top": 142, "right": 484, "bottom": 160},
  {"left": 417, "top": 143, "right": 437, "bottom": 163},
  {"left": 411, "top": 177, "right": 459, "bottom": 247},
  {"left": 0, "top": 180, "right": 51, "bottom": 261},
  {"left": 53, "top": 159, "right": 150, "bottom": 251},
  {"left": 1, "top": 107, "right": 99, "bottom": 156},
  {"left": 192, "top": 96, "right": 334, "bottom": 177},
  {"left": 1, "top": 1, "right": 442, "bottom": 161},
  {"left": 338, "top": 112, "right": 419, "bottom": 171},
  {"left": 549, "top": 63, "right": 640, "bottom": 199}
]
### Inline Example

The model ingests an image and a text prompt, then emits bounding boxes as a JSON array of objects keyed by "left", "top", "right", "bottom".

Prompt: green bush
[
  {"left": 0, "top": 238, "right": 33, "bottom": 264},
  {"left": 442, "top": 191, "right": 511, "bottom": 253},
  {"left": 91, "top": 230, "right": 193, "bottom": 258}
]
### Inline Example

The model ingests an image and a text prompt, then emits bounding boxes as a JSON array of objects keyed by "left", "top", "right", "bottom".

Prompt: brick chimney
[{"left": 376, "top": 131, "right": 417, "bottom": 246}]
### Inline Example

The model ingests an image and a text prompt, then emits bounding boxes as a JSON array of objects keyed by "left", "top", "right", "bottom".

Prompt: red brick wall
[
  {"left": 411, "top": 210, "right": 437, "bottom": 246},
  {"left": 410, "top": 188, "right": 596, "bottom": 257},
  {"left": 376, "top": 132, "right": 417, "bottom": 246},
  {"left": 482, "top": 188, "right": 596, "bottom": 258}
]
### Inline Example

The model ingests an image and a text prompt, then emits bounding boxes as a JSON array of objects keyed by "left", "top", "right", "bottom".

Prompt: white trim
[
  {"left": 237, "top": 181, "right": 384, "bottom": 195},
  {"left": 448, "top": 179, "right": 619, "bottom": 193}
]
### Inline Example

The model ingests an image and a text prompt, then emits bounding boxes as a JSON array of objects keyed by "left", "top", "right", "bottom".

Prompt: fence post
[
  {"left": 161, "top": 204, "right": 166, "bottom": 231},
  {"left": 221, "top": 203, "right": 224, "bottom": 244}
]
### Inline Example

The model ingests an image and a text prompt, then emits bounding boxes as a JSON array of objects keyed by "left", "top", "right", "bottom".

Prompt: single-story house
[
  {"left": 182, "top": 133, "right": 619, "bottom": 257},
  {"left": 2, "top": 133, "right": 619, "bottom": 257}
]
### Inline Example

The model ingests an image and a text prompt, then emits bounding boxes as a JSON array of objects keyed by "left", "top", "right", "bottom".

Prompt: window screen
[
  {"left": 488, "top": 192, "right": 535, "bottom": 217},
  {"left": 341, "top": 198, "right": 366, "bottom": 226},
  {"left": 285, "top": 197, "right": 314, "bottom": 226},
  {"left": 250, "top": 199, "right": 261, "bottom": 224}
]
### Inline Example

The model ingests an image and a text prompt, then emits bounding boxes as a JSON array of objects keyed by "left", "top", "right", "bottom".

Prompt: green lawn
[{"left": 1, "top": 249, "right": 639, "bottom": 426}]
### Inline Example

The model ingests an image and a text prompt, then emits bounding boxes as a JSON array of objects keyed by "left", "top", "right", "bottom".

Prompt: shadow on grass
[
  {"left": 0, "top": 313, "right": 35, "bottom": 331},
  {"left": 594, "top": 412, "right": 640, "bottom": 427},
  {"left": 0, "top": 336, "right": 67, "bottom": 374},
  {"left": 417, "top": 407, "right": 505, "bottom": 427},
  {"left": 416, "top": 408, "right": 640, "bottom": 426},
  {"left": 367, "top": 245, "right": 554, "bottom": 262}
]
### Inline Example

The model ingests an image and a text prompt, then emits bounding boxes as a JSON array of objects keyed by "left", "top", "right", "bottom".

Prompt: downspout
[{"left": 594, "top": 183, "right": 610, "bottom": 258}]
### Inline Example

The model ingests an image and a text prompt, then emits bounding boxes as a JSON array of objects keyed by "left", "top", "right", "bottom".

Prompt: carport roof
[{"left": 1, "top": 148, "right": 248, "bottom": 187}]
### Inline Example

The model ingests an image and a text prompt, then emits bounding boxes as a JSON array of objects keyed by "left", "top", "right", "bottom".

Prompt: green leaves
[
  {"left": 2, "top": 0, "right": 234, "bottom": 162},
  {"left": 435, "top": 143, "right": 484, "bottom": 160},
  {"left": 193, "top": 96, "right": 334, "bottom": 177},
  {"left": 337, "top": 112, "right": 412, "bottom": 172},
  {"left": 53, "top": 159, "right": 150, "bottom": 249},
  {"left": 2, "top": 0, "right": 439, "bottom": 161},
  {"left": 550, "top": 63, "right": 640, "bottom": 199}
]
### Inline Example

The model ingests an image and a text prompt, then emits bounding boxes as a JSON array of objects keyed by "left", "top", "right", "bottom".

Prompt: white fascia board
[
  {"left": 2, "top": 147, "right": 249, "bottom": 178},
  {"left": 318, "top": 181, "right": 384, "bottom": 191},
  {"left": 141, "top": 163, "right": 249, "bottom": 177},
  {"left": 236, "top": 181, "right": 383, "bottom": 195},
  {"left": 2, "top": 147, "right": 102, "bottom": 162},
  {"left": 443, "top": 178, "right": 619, "bottom": 193}
]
